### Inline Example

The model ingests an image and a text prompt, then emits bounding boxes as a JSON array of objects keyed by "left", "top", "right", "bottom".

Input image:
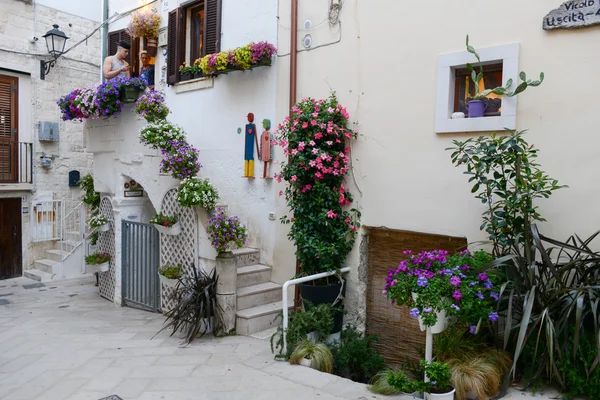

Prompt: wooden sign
[{"left": 544, "top": 0, "right": 600, "bottom": 30}]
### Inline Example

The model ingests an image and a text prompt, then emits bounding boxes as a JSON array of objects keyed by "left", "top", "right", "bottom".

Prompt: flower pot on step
[
  {"left": 299, "top": 280, "right": 346, "bottom": 334},
  {"left": 153, "top": 222, "right": 181, "bottom": 236},
  {"left": 411, "top": 292, "right": 448, "bottom": 334},
  {"left": 425, "top": 387, "right": 456, "bottom": 400}
]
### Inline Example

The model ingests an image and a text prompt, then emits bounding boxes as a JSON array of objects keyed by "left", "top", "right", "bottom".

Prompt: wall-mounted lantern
[{"left": 40, "top": 24, "right": 69, "bottom": 80}]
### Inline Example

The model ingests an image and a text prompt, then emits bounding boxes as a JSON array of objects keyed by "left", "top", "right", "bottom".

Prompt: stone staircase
[
  {"left": 25, "top": 237, "right": 88, "bottom": 282},
  {"left": 233, "top": 248, "right": 290, "bottom": 336}
]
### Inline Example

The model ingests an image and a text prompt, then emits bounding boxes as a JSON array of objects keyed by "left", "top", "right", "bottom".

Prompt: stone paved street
[{"left": 0, "top": 276, "right": 401, "bottom": 400}]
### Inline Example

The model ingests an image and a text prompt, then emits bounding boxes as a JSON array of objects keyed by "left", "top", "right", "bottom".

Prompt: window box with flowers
[
  {"left": 149, "top": 212, "right": 181, "bottom": 235},
  {"left": 198, "top": 42, "right": 277, "bottom": 77},
  {"left": 275, "top": 94, "right": 360, "bottom": 334}
]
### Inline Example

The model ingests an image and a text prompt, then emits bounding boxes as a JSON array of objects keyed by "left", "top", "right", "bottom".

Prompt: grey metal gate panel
[{"left": 122, "top": 220, "right": 160, "bottom": 312}]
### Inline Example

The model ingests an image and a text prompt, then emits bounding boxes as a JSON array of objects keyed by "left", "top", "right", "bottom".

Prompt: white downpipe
[{"left": 281, "top": 267, "right": 351, "bottom": 355}]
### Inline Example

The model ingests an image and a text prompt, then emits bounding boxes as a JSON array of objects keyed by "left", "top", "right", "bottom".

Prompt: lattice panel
[
  {"left": 98, "top": 197, "right": 116, "bottom": 302},
  {"left": 160, "top": 280, "right": 177, "bottom": 315},
  {"left": 160, "top": 188, "right": 197, "bottom": 312}
]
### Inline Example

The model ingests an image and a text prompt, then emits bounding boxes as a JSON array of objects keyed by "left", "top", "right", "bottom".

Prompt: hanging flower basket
[
  {"left": 97, "top": 261, "right": 110, "bottom": 272},
  {"left": 146, "top": 37, "right": 158, "bottom": 57},
  {"left": 412, "top": 292, "right": 448, "bottom": 334},
  {"left": 98, "top": 222, "right": 110, "bottom": 232},
  {"left": 153, "top": 221, "right": 182, "bottom": 236}
]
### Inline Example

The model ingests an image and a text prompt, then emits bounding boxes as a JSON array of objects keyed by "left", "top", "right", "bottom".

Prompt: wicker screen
[{"left": 366, "top": 227, "right": 468, "bottom": 367}]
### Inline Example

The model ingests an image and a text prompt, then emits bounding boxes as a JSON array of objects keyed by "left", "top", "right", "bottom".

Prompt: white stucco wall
[
  {"left": 274, "top": 0, "right": 600, "bottom": 328},
  {"left": 152, "top": 0, "right": 280, "bottom": 266},
  {"left": 0, "top": 1, "right": 100, "bottom": 270}
]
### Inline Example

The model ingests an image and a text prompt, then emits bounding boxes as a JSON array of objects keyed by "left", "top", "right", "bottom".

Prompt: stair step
[
  {"left": 46, "top": 249, "right": 68, "bottom": 263},
  {"left": 250, "top": 327, "right": 278, "bottom": 340},
  {"left": 236, "top": 301, "right": 287, "bottom": 336},
  {"left": 57, "top": 240, "right": 78, "bottom": 251},
  {"left": 23, "top": 269, "right": 55, "bottom": 282},
  {"left": 237, "top": 264, "right": 271, "bottom": 288},
  {"left": 34, "top": 259, "right": 61, "bottom": 275},
  {"left": 231, "top": 248, "right": 260, "bottom": 267},
  {"left": 237, "top": 282, "right": 282, "bottom": 310}
]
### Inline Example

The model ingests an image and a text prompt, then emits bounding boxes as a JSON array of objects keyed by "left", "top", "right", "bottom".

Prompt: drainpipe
[
  {"left": 101, "top": 0, "right": 109, "bottom": 82},
  {"left": 289, "top": 0, "right": 300, "bottom": 306},
  {"left": 289, "top": 0, "right": 298, "bottom": 112}
]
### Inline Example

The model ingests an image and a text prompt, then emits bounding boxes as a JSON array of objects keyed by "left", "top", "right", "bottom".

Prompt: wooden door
[
  {"left": 0, "top": 198, "right": 22, "bottom": 280},
  {"left": 0, "top": 75, "right": 18, "bottom": 183}
]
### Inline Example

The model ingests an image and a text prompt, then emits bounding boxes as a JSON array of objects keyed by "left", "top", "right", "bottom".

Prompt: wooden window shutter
[
  {"left": 108, "top": 31, "right": 120, "bottom": 60},
  {"left": 0, "top": 75, "right": 18, "bottom": 183},
  {"left": 203, "top": 0, "right": 222, "bottom": 56},
  {"left": 167, "top": 9, "right": 183, "bottom": 85}
]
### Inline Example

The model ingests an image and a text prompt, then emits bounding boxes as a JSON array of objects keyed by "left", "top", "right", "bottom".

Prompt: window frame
[
  {"left": 167, "top": 0, "right": 221, "bottom": 85},
  {"left": 453, "top": 62, "right": 504, "bottom": 118},
  {"left": 435, "top": 43, "right": 520, "bottom": 134},
  {"left": 107, "top": 29, "right": 140, "bottom": 79}
]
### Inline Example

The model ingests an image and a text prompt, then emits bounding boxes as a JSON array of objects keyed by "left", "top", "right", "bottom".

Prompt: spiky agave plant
[
  {"left": 154, "top": 265, "right": 222, "bottom": 345},
  {"left": 289, "top": 340, "right": 333, "bottom": 373}
]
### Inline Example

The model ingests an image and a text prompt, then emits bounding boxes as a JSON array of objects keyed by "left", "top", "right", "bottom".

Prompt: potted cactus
[{"left": 464, "top": 35, "right": 544, "bottom": 118}]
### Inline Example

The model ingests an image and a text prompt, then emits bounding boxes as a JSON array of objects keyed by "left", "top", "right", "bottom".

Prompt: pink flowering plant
[
  {"left": 85, "top": 252, "right": 111, "bottom": 265},
  {"left": 206, "top": 209, "right": 248, "bottom": 254},
  {"left": 249, "top": 41, "right": 277, "bottom": 65},
  {"left": 384, "top": 249, "right": 499, "bottom": 332},
  {"left": 275, "top": 94, "right": 360, "bottom": 277},
  {"left": 160, "top": 140, "right": 201, "bottom": 180},
  {"left": 148, "top": 212, "right": 178, "bottom": 228},
  {"left": 134, "top": 89, "right": 169, "bottom": 122}
]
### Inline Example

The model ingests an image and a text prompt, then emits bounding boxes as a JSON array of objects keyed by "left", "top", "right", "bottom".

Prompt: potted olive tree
[
  {"left": 464, "top": 35, "right": 544, "bottom": 118},
  {"left": 275, "top": 94, "right": 361, "bottom": 334}
]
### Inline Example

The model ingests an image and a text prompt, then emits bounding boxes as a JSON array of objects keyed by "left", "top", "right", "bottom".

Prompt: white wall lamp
[{"left": 40, "top": 24, "right": 69, "bottom": 80}]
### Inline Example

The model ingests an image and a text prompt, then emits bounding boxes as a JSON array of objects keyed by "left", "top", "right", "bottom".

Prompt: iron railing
[
  {"left": 31, "top": 200, "right": 63, "bottom": 242},
  {"left": 0, "top": 142, "right": 33, "bottom": 184}
]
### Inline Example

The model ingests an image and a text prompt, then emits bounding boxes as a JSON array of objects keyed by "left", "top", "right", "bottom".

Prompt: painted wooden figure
[
  {"left": 244, "top": 113, "right": 260, "bottom": 178},
  {"left": 260, "top": 119, "right": 273, "bottom": 178}
]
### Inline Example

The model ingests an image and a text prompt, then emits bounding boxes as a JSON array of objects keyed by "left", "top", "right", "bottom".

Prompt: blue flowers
[
  {"left": 489, "top": 312, "right": 499, "bottom": 322},
  {"left": 417, "top": 276, "right": 428, "bottom": 287},
  {"left": 410, "top": 308, "right": 420, "bottom": 318}
]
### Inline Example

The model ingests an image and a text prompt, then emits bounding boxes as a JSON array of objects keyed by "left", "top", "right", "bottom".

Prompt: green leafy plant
[
  {"left": 89, "top": 214, "right": 109, "bottom": 228},
  {"left": 448, "top": 129, "right": 565, "bottom": 257},
  {"left": 158, "top": 264, "right": 182, "bottom": 280},
  {"left": 85, "top": 252, "right": 111, "bottom": 265},
  {"left": 155, "top": 266, "right": 221, "bottom": 345},
  {"left": 330, "top": 325, "right": 386, "bottom": 383},
  {"left": 206, "top": 209, "right": 247, "bottom": 254},
  {"left": 139, "top": 120, "right": 186, "bottom": 150},
  {"left": 149, "top": 212, "right": 178, "bottom": 228},
  {"left": 489, "top": 226, "right": 600, "bottom": 393},
  {"left": 90, "top": 231, "right": 99, "bottom": 246},
  {"left": 176, "top": 177, "right": 219, "bottom": 209},
  {"left": 465, "top": 35, "right": 544, "bottom": 101},
  {"left": 289, "top": 340, "right": 333, "bottom": 373},
  {"left": 270, "top": 302, "right": 335, "bottom": 358},
  {"left": 369, "top": 368, "right": 409, "bottom": 395},
  {"left": 387, "top": 361, "right": 453, "bottom": 395},
  {"left": 275, "top": 94, "right": 360, "bottom": 279},
  {"left": 78, "top": 174, "right": 100, "bottom": 210}
]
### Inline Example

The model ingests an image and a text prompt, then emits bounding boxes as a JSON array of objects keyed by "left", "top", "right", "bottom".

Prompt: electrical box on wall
[{"left": 39, "top": 121, "right": 59, "bottom": 141}]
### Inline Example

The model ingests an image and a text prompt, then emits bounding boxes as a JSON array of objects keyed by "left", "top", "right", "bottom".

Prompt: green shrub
[
  {"left": 330, "top": 325, "right": 386, "bottom": 383},
  {"left": 158, "top": 264, "right": 183, "bottom": 280}
]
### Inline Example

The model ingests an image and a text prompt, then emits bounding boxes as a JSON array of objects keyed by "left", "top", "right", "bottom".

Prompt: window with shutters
[
  {"left": 107, "top": 30, "right": 141, "bottom": 79},
  {"left": 167, "top": 0, "right": 222, "bottom": 85},
  {"left": 0, "top": 75, "right": 18, "bottom": 183}
]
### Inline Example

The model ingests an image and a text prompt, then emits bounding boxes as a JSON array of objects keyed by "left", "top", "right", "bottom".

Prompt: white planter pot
[
  {"left": 153, "top": 222, "right": 181, "bottom": 236},
  {"left": 159, "top": 274, "right": 179, "bottom": 289},
  {"left": 299, "top": 357, "right": 313, "bottom": 368},
  {"left": 306, "top": 331, "right": 341, "bottom": 345},
  {"left": 425, "top": 388, "right": 455, "bottom": 400},
  {"left": 412, "top": 292, "right": 448, "bottom": 334},
  {"left": 98, "top": 223, "right": 110, "bottom": 232},
  {"left": 203, "top": 316, "right": 214, "bottom": 334},
  {"left": 91, "top": 261, "right": 110, "bottom": 272},
  {"left": 466, "top": 389, "right": 478, "bottom": 399}
]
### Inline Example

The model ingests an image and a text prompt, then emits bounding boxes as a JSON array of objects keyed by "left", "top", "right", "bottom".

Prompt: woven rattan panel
[
  {"left": 98, "top": 197, "right": 116, "bottom": 302},
  {"left": 366, "top": 228, "right": 467, "bottom": 367},
  {"left": 159, "top": 188, "right": 197, "bottom": 312}
]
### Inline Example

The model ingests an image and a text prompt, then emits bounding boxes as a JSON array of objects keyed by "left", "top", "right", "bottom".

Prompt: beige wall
[{"left": 274, "top": 0, "right": 600, "bottom": 328}]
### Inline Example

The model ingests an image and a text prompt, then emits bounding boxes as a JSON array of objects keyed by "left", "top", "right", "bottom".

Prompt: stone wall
[{"left": 0, "top": 1, "right": 100, "bottom": 269}]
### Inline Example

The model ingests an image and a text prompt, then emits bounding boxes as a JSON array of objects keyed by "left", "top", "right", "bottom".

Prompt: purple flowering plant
[
  {"left": 249, "top": 41, "right": 277, "bottom": 64},
  {"left": 206, "top": 209, "right": 248, "bottom": 254},
  {"left": 134, "top": 89, "right": 169, "bottom": 122},
  {"left": 384, "top": 249, "right": 499, "bottom": 331},
  {"left": 160, "top": 140, "right": 201, "bottom": 180}
]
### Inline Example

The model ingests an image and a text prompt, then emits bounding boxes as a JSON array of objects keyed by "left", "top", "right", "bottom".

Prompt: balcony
[{"left": 0, "top": 141, "right": 33, "bottom": 190}]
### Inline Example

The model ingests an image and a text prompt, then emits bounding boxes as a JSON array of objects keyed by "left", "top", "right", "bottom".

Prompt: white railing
[
  {"left": 31, "top": 200, "right": 63, "bottom": 242},
  {"left": 281, "top": 267, "right": 351, "bottom": 355},
  {"left": 60, "top": 201, "right": 87, "bottom": 260}
]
